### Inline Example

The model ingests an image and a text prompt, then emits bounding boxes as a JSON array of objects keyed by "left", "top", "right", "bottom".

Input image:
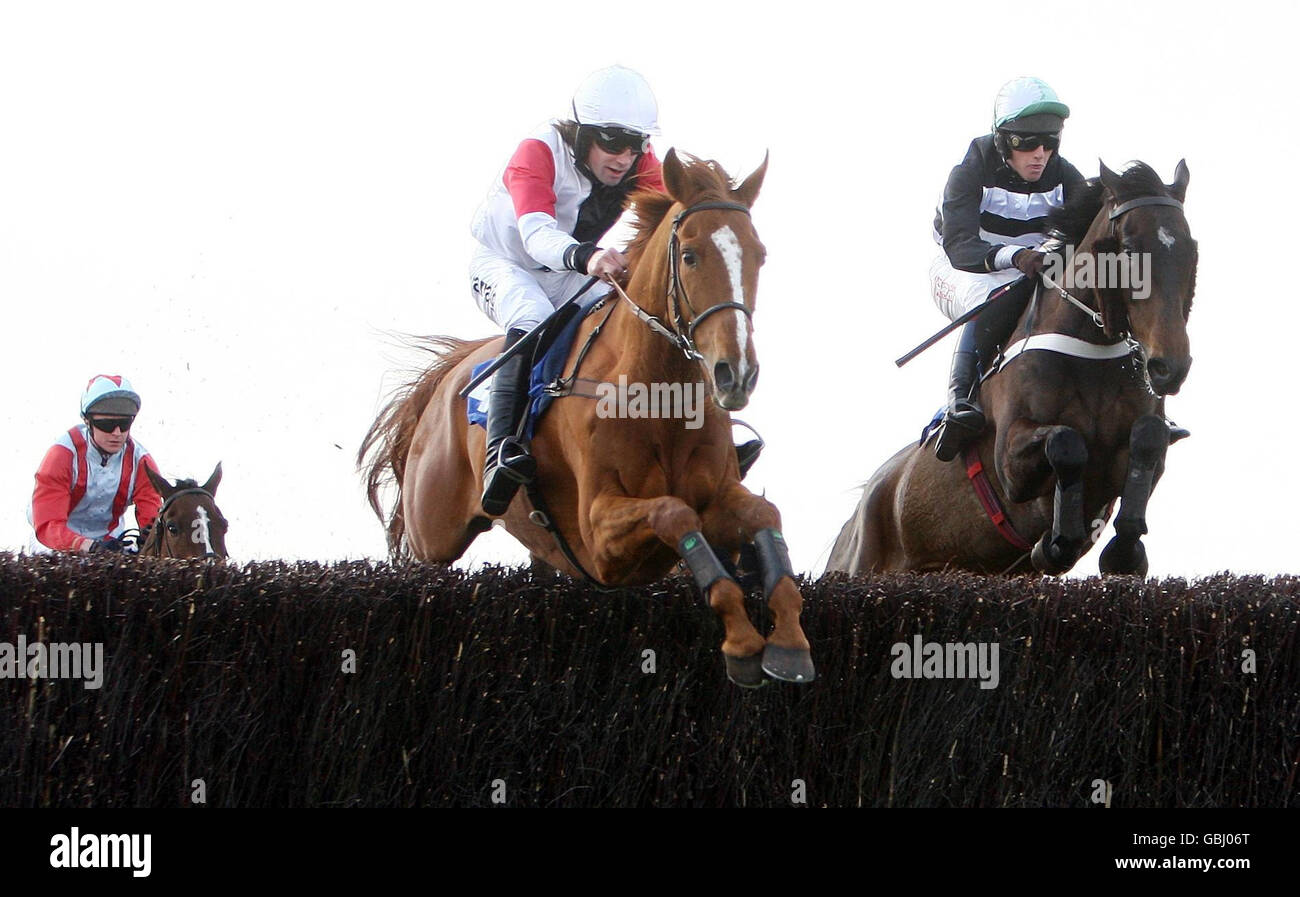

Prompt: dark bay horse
[
  {"left": 137, "top": 463, "right": 227, "bottom": 559},
  {"left": 828, "top": 161, "right": 1196, "bottom": 576},
  {"left": 361, "top": 150, "right": 813, "bottom": 687}
]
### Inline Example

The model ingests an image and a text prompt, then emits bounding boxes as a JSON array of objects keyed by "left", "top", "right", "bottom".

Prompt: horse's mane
[
  {"left": 624, "top": 155, "right": 738, "bottom": 270},
  {"left": 173, "top": 478, "right": 200, "bottom": 490},
  {"left": 1048, "top": 162, "right": 1173, "bottom": 245}
]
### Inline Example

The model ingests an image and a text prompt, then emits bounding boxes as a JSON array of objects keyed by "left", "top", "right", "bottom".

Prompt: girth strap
[{"left": 963, "top": 446, "right": 1033, "bottom": 552}]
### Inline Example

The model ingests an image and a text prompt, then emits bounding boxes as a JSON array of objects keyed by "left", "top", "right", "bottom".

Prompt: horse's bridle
[
  {"left": 610, "top": 199, "right": 754, "bottom": 363},
  {"left": 1041, "top": 193, "right": 1186, "bottom": 391},
  {"left": 145, "top": 487, "right": 223, "bottom": 557}
]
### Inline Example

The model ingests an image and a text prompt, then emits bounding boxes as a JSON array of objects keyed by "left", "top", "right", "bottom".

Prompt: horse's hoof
[
  {"left": 725, "top": 653, "right": 768, "bottom": 689},
  {"left": 1099, "top": 536, "right": 1148, "bottom": 577},
  {"left": 761, "top": 645, "right": 816, "bottom": 684},
  {"left": 1031, "top": 537, "right": 1072, "bottom": 575}
]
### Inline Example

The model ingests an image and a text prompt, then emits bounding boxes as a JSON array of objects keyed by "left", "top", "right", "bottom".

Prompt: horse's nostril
[
  {"left": 714, "top": 361, "right": 735, "bottom": 392},
  {"left": 743, "top": 365, "right": 759, "bottom": 392}
]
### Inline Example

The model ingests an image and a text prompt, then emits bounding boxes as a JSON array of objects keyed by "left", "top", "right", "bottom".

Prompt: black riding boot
[
  {"left": 481, "top": 328, "right": 537, "bottom": 516},
  {"left": 933, "top": 279, "right": 1036, "bottom": 462},
  {"left": 933, "top": 347, "right": 984, "bottom": 462}
]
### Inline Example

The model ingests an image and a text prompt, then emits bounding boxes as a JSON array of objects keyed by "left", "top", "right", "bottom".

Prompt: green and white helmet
[
  {"left": 993, "top": 76, "right": 1070, "bottom": 133},
  {"left": 571, "top": 65, "right": 660, "bottom": 135}
]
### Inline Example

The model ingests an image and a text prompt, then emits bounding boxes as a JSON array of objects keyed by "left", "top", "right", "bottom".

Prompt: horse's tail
[{"left": 358, "top": 335, "right": 493, "bottom": 558}]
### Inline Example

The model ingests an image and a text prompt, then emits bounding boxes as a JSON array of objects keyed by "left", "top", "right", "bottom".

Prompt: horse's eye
[
  {"left": 682, "top": 249, "right": 698, "bottom": 267},
  {"left": 167, "top": 523, "right": 180, "bottom": 535}
]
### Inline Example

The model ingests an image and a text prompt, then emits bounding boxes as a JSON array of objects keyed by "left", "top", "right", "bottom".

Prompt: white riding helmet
[
  {"left": 571, "top": 65, "right": 660, "bottom": 135},
  {"left": 81, "top": 374, "right": 141, "bottom": 416},
  {"left": 993, "top": 76, "right": 1070, "bottom": 133}
]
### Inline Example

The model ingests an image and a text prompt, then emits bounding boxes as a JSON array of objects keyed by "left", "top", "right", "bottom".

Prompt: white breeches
[
  {"left": 469, "top": 247, "right": 611, "bottom": 333},
  {"left": 929, "top": 251, "right": 1023, "bottom": 321}
]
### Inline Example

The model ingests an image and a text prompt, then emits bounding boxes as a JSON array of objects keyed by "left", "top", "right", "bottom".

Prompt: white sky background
[{"left": 1, "top": 1, "right": 1294, "bottom": 577}]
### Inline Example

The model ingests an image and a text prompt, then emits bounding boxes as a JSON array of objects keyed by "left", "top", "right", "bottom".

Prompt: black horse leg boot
[
  {"left": 481, "top": 328, "right": 537, "bottom": 516},
  {"left": 934, "top": 344, "right": 984, "bottom": 462}
]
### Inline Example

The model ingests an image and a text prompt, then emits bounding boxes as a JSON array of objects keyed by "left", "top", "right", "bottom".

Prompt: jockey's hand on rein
[
  {"left": 88, "top": 535, "right": 127, "bottom": 554},
  {"left": 587, "top": 247, "right": 629, "bottom": 283},
  {"left": 1013, "top": 249, "right": 1047, "bottom": 278}
]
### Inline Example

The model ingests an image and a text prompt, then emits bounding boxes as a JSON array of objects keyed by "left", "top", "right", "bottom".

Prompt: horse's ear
[
  {"left": 1098, "top": 160, "right": 1123, "bottom": 198},
  {"left": 1169, "top": 159, "right": 1190, "bottom": 202},
  {"left": 662, "top": 148, "right": 690, "bottom": 204},
  {"left": 202, "top": 462, "right": 223, "bottom": 497},
  {"left": 731, "top": 151, "right": 769, "bottom": 209},
  {"left": 145, "top": 463, "right": 174, "bottom": 499}
]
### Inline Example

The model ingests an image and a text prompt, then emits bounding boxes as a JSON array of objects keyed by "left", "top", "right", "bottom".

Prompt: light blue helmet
[{"left": 81, "top": 374, "right": 141, "bottom": 416}]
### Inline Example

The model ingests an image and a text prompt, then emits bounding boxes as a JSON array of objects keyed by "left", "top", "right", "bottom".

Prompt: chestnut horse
[
  {"left": 137, "top": 463, "right": 227, "bottom": 559},
  {"left": 828, "top": 161, "right": 1196, "bottom": 576},
  {"left": 361, "top": 150, "right": 812, "bottom": 687}
]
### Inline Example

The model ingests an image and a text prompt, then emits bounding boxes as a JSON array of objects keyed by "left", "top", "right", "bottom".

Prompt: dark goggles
[
  {"left": 590, "top": 126, "right": 650, "bottom": 155},
  {"left": 1004, "top": 131, "right": 1061, "bottom": 152},
  {"left": 88, "top": 416, "right": 134, "bottom": 433}
]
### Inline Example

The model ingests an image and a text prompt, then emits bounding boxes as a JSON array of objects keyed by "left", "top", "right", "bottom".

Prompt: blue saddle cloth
[
  {"left": 919, "top": 407, "right": 946, "bottom": 447},
  {"left": 466, "top": 292, "right": 607, "bottom": 439}
]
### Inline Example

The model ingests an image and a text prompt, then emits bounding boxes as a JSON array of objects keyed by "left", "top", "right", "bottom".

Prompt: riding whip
[{"left": 894, "top": 279, "right": 1024, "bottom": 367}]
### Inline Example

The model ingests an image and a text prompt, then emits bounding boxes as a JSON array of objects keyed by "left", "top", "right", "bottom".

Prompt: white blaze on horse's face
[
  {"left": 1157, "top": 226, "right": 1176, "bottom": 249},
  {"left": 705, "top": 223, "right": 756, "bottom": 409},
  {"left": 191, "top": 506, "right": 215, "bottom": 555}
]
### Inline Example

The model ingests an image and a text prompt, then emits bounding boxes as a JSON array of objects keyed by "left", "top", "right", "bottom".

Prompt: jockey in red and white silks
[
  {"left": 470, "top": 120, "right": 665, "bottom": 332},
  {"left": 472, "top": 65, "right": 667, "bottom": 518},
  {"left": 28, "top": 375, "right": 162, "bottom": 553}
]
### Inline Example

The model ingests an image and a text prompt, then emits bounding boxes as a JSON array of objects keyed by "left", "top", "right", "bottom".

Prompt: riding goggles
[
  {"left": 591, "top": 126, "right": 651, "bottom": 155},
  {"left": 1004, "top": 131, "right": 1061, "bottom": 152},
  {"left": 88, "top": 416, "right": 134, "bottom": 433}
]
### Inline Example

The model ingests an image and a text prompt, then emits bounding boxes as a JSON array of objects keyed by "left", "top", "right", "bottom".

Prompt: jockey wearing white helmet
[
  {"left": 28, "top": 374, "right": 163, "bottom": 553},
  {"left": 929, "top": 77, "right": 1085, "bottom": 462},
  {"left": 469, "top": 64, "right": 666, "bottom": 516}
]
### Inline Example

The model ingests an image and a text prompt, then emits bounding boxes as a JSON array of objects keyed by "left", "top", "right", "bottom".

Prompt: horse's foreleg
[
  {"left": 1099, "top": 414, "right": 1169, "bottom": 576},
  {"left": 1000, "top": 421, "right": 1089, "bottom": 574},
  {"left": 587, "top": 493, "right": 767, "bottom": 686},
  {"left": 701, "top": 484, "right": 814, "bottom": 684},
  {"left": 1033, "top": 427, "right": 1090, "bottom": 573}
]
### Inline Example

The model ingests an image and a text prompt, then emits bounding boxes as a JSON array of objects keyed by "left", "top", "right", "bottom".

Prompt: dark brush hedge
[{"left": 0, "top": 553, "right": 1296, "bottom": 807}]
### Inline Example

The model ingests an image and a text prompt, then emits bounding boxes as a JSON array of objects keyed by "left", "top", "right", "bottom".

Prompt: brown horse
[
  {"left": 137, "top": 463, "right": 227, "bottom": 559},
  {"left": 828, "top": 161, "right": 1196, "bottom": 576},
  {"left": 361, "top": 150, "right": 813, "bottom": 687}
]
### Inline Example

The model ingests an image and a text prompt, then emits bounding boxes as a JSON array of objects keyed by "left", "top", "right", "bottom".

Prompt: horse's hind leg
[
  {"left": 402, "top": 409, "right": 492, "bottom": 562},
  {"left": 1099, "top": 414, "right": 1169, "bottom": 576}
]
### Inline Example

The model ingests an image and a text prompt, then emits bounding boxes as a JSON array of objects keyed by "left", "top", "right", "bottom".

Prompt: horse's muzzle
[
  {"left": 712, "top": 360, "right": 759, "bottom": 410},
  {"left": 1147, "top": 355, "right": 1191, "bottom": 395}
]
